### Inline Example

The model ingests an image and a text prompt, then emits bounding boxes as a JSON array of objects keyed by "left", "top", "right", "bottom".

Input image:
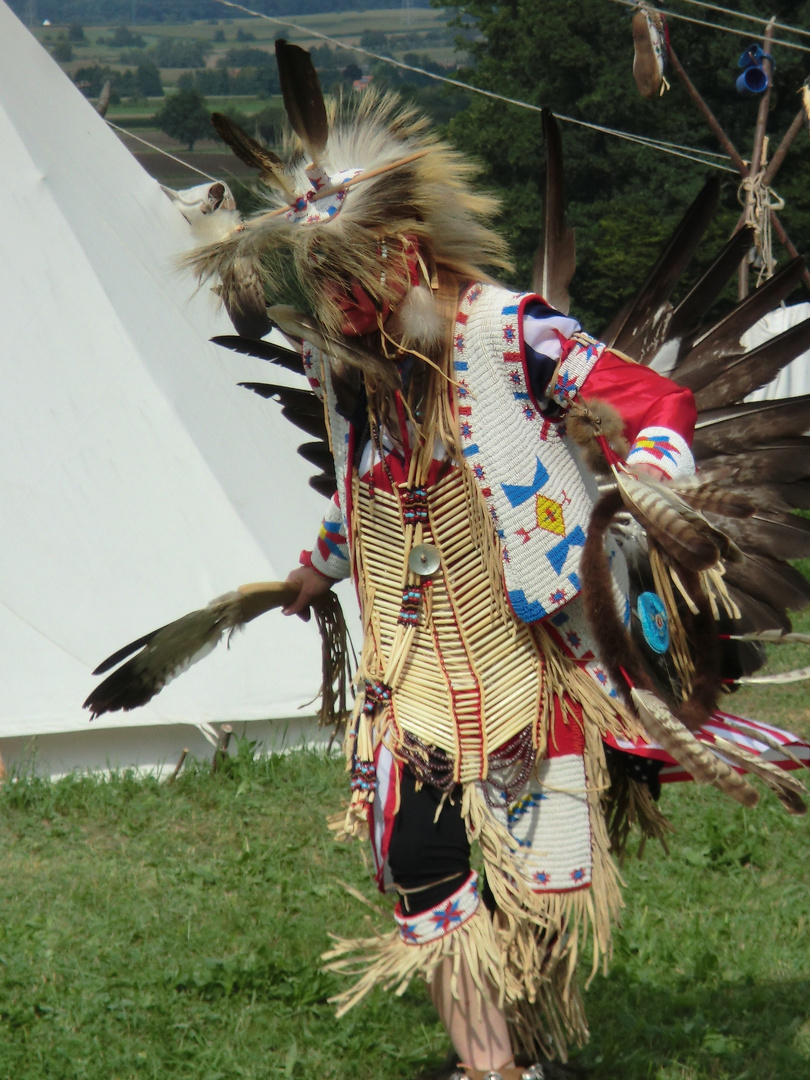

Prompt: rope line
[
  {"left": 105, "top": 119, "right": 218, "bottom": 180},
  {"left": 611, "top": 0, "right": 810, "bottom": 54},
  {"left": 669, "top": 0, "right": 810, "bottom": 42}
]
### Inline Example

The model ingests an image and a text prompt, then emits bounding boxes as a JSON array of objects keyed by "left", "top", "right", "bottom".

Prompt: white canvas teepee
[
  {"left": 0, "top": 4, "right": 338, "bottom": 776},
  {"left": 743, "top": 302, "right": 810, "bottom": 402}
]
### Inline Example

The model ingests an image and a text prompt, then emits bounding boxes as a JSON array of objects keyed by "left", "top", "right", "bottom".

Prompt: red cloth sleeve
[{"left": 580, "top": 350, "right": 697, "bottom": 448}]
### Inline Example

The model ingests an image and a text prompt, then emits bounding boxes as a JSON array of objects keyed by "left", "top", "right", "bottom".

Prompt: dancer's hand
[
  {"left": 632, "top": 462, "right": 669, "bottom": 483},
  {"left": 282, "top": 565, "right": 334, "bottom": 621}
]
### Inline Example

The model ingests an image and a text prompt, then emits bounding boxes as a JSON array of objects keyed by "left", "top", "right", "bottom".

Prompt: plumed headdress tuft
[{"left": 184, "top": 42, "right": 511, "bottom": 344}]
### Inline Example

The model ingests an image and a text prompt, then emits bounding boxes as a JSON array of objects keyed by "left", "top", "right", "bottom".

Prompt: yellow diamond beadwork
[{"left": 535, "top": 495, "right": 566, "bottom": 536}]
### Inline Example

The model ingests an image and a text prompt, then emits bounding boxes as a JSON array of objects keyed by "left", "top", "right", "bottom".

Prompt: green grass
[{"left": 1, "top": 731, "right": 809, "bottom": 1080}]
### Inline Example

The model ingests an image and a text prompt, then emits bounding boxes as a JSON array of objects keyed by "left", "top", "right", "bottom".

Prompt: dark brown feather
[
  {"left": 693, "top": 314, "right": 810, "bottom": 411},
  {"left": 673, "top": 257, "right": 806, "bottom": 390},
  {"left": 309, "top": 474, "right": 338, "bottom": 498},
  {"left": 275, "top": 39, "right": 328, "bottom": 162},
  {"left": 210, "top": 112, "right": 295, "bottom": 198},
  {"left": 727, "top": 587, "right": 792, "bottom": 634},
  {"left": 706, "top": 510, "right": 810, "bottom": 562},
  {"left": 239, "top": 382, "right": 328, "bottom": 440},
  {"left": 531, "top": 109, "right": 575, "bottom": 315},
  {"left": 692, "top": 397, "right": 810, "bottom": 456},
  {"left": 724, "top": 553, "right": 810, "bottom": 616},
  {"left": 211, "top": 334, "right": 304, "bottom": 375},
  {"left": 769, "top": 481, "right": 810, "bottom": 510},
  {"left": 92, "top": 625, "right": 171, "bottom": 676},
  {"left": 602, "top": 177, "right": 719, "bottom": 361},
  {"left": 697, "top": 442, "right": 810, "bottom": 486},
  {"left": 667, "top": 227, "right": 754, "bottom": 344}
]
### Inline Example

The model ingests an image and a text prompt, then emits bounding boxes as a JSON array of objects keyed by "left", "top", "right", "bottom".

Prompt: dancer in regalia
[{"left": 86, "top": 41, "right": 810, "bottom": 1080}]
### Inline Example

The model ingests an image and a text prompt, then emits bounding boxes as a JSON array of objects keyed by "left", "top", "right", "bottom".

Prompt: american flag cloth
[{"left": 604, "top": 710, "right": 810, "bottom": 783}]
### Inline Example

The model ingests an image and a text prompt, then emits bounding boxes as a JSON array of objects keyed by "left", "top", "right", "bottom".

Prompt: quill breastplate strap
[{"left": 352, "top": 467, "right": 545, "bottom": 783}]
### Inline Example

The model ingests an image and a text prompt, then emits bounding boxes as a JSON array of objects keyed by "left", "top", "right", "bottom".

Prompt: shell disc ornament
[{"left": 408, "top": 543, "right": 440, "bottom": 576}]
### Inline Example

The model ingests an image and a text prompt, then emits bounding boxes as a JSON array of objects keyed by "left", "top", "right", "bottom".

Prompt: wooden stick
[
  {"left": 762, "top": 106, "right": 806, "bottom": 188},
  {"left": 667, "top": 43, "right": 747, "bottom": 173},
  {"left": 669, "top": 32, "right": 809, "bottom": 295},
  {"left": 212, "top": 724, "right": 233, "bottom": 774},
  {"left": 169, "top": 747, "right": 188, "bottom": 784},
  {"left": 0, "top": 751, "right": 7, "bottom": 785}
]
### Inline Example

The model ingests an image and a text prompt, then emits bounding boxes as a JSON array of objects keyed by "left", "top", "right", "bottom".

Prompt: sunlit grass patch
[{"left": 1, "top": 731, "right": 808, "bottom": 1079}]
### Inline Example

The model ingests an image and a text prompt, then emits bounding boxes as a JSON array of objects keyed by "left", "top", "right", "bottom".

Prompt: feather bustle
[{"left": 630, "top": 690, "right": 759, "bottom": 807}]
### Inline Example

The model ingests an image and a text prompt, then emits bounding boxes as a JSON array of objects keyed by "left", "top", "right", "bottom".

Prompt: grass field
[{"left": 2, "top": 661, "right": 809, "bottom": 1080}]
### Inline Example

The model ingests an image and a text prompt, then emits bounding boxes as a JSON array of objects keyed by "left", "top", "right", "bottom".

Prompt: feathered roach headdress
[{"left": 184, "top": 41, "right": 511, "bottom": 349}]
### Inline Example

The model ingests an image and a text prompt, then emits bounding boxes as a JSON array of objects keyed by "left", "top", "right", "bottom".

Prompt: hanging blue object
[
  {"left": 736, "top": 43, "right": 774, "bottom": 95},
  {"left": 739, "top": 44, "right": 771, "bottom": 69},
  {"left": 637, "top": 592, "right": 669, "bottom": 654}
]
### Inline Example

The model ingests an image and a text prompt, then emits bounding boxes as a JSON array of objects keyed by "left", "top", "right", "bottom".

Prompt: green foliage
[
  {"left": 223, "top": 44, "right": 275, "bottom": 68},
  {"left": 437, "top": 0, "right": 810, "bottom": 330},
  {"left": 152, "top": 36, "right": 209, "bottom": 69},
  {"left": 190, "top": 62, "right": 233, "bottom": 97},
  {"left": 100, "top": 25, "right": 145, "bottom": 48},
  {"left": 155, "top": 86, "right": 212, "bottom": 150},
  {"left": 67, "top": 21, "right": 86, "bottom": 43},
  {"left": 50, "top": 36, "right": 73, "bottom": 63},
  {"left": 360, "top": 28, "right": 391, "bottom": 51},
  {"left": 136, "top": 59, "right": 163, "bottom": 98}
]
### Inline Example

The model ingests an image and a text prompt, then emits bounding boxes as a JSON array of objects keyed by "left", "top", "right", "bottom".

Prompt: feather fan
[{"left": 84, "top": 583, "right": 299, "bottom": 718}]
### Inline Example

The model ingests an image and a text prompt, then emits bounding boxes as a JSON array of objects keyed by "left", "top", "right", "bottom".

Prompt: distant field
[
  {"left": 37, "top": 8, "right": 460, "bottom": 86},
  {"left": 36, "top": 9, "right": 467, "bottom": 183}
]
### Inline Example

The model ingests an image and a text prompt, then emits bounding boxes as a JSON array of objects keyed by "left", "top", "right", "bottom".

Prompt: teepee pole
[
  {"left": 739, "top": 19, "right": 776, "bottom": 300},
  {"left": 666, "top": 21, "right": 810, "bottom": 295}
]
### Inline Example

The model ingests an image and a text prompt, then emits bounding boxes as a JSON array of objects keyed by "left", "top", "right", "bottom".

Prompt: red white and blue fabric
[
  {"left": 304, "top": 493, "right": 351, "bottom": 580},
  {"left": 394, "top": 870, "right": 480, "bottom": 945},
  {"left": 626, "top": 426, "right": 695, "bottom": 482},
  {"left": 604, "top": 710, "right": 810, "bottom": 781},
  {"left": 369, "top": 743, "right": 400, "bottom": 892}
]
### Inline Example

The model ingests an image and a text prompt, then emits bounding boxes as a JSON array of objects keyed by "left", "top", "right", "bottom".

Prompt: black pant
[{"left": 387, "top": 768, "right": 479, "bottom": 914}]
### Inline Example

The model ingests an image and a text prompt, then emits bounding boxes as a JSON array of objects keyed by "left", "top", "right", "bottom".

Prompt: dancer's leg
[{"left": 430, "top": 952, "right": 515, "bottom": 1071}]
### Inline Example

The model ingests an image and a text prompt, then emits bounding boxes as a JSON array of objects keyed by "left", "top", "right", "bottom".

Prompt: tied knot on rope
[{"left": 738, "top": 172, "right": 786, "bottom": 285}]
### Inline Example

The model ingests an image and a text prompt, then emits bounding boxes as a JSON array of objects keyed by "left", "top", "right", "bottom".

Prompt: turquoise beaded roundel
[{"left": 637, "top": 592, "right": 669, "bottom": 654}]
